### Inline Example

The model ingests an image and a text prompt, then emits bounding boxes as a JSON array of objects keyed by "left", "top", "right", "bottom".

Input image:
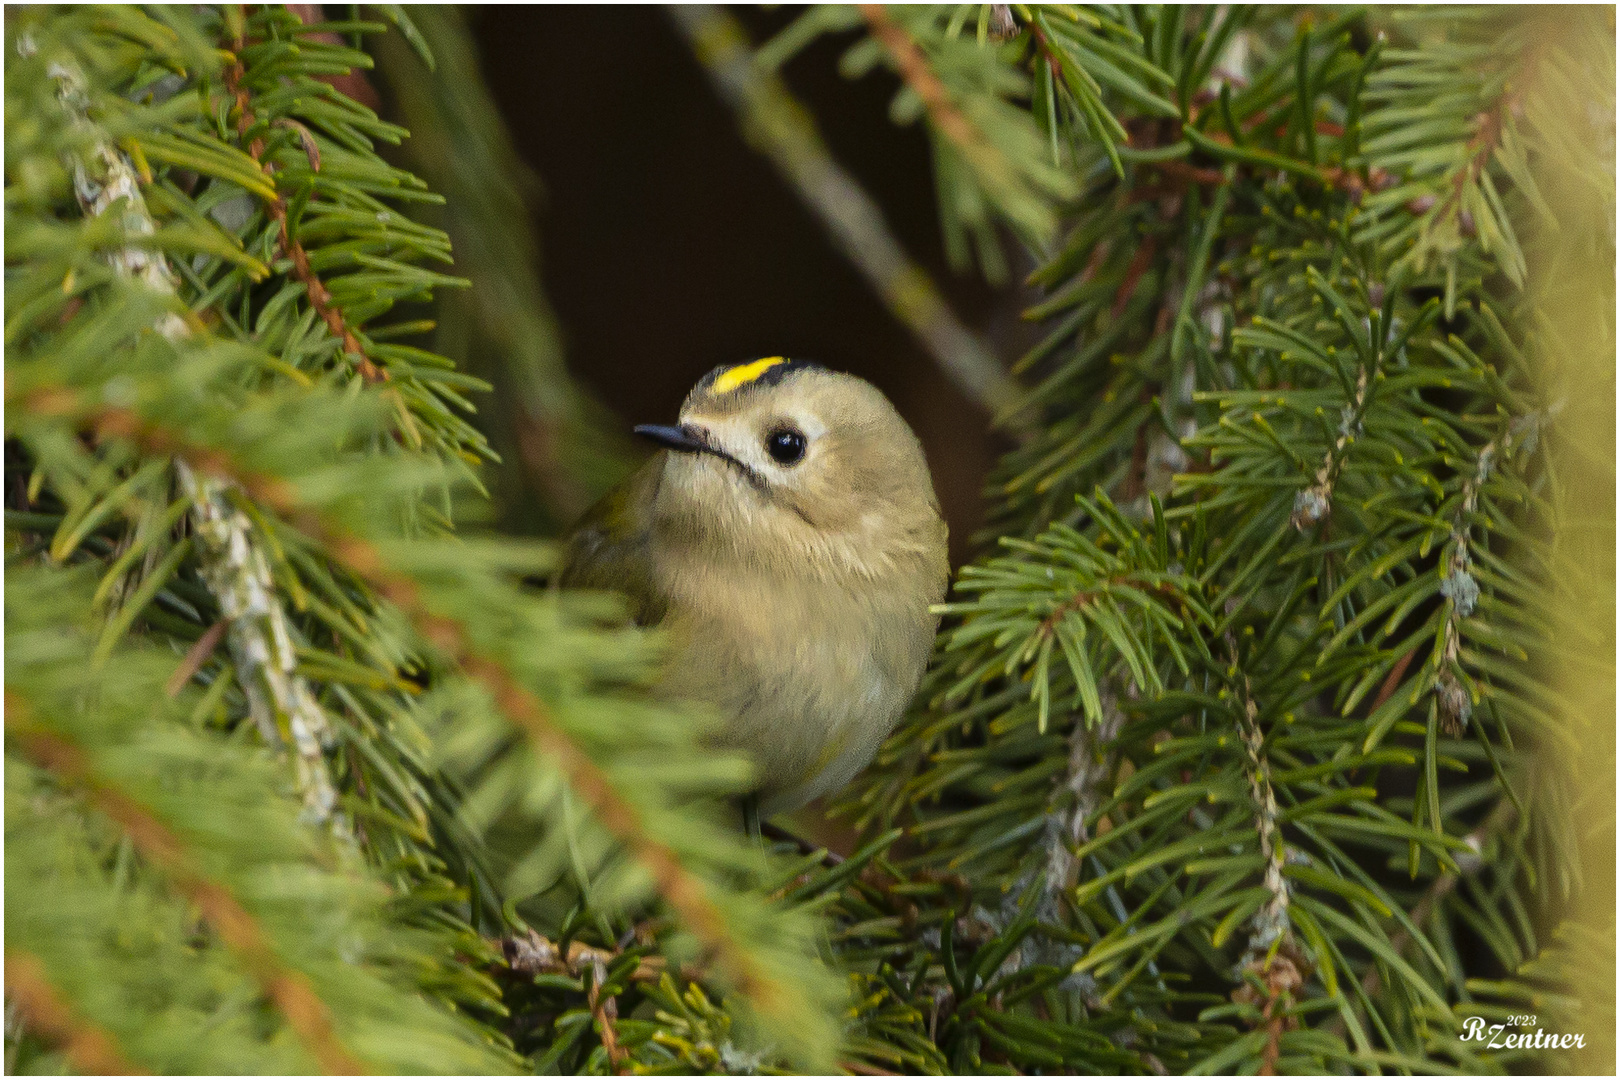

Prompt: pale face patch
[{"left": 710, "top": 356, "right": 787, "bottom": 395}]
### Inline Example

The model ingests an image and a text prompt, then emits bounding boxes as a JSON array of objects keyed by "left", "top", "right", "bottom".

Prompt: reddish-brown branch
[
  {"left": 165, "top": 618, "right": 228, "bottom": 698},
  {"left": 1120, "top": 412, "right": 1152, "bottom": 504},
  {"left": 1260, "top": 1010, "right": 1286, "bottom": 1074},
  {"left": 5, "top": 713, "right": 367, "bottom": 1075},
  {"left": 4, "top": 950, "right": 146, "bottom": 1075},
  {"left": 1112, "top": 236, "right": 1159, "bottom": 319},
  {"left": 859, "top": 6, "right": 1001, "bottom": 176},
  {"left": 1241, "top": 100, "right": 1286, "bottom": 134},
  {"left": 1026, "top": 18, "right": 1066, "bottom": 82},
  {"left": 224, "top": 30, "right": 386, "bottom": 384},
  {"left": 1076, "top": 238, "right": 1112, "bottom": 285},
  {"left": 1369, "top": 647, "right": 1418, "bottom": 714},
  {"left": 19, "top": 388, "right": 788, "bottom": 1020},
  {"left": 1038, "top": 592, "right": 1095, "bottom": 639},
  {"left": 498, "top": 927, "right": 662, "bottom": 1070},
  {"left": 1037, "top": 570, "right": 1180, "bottom": 640},
  {"left": 586, "top": 973, "right": 628, "bottom": 1073},
  {"left": 1152, "top": 159, "right": 1227, "bottom": 187},
  {"left": 1430, "top": 102, "right": 1514, "bottom": 227}
]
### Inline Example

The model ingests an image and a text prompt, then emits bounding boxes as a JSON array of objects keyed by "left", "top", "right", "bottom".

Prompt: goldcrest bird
[{"left": 559, "top": 357, "right": 949, "bottom": 817}]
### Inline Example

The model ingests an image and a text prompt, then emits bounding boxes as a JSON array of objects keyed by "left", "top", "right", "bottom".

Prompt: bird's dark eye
[{"left": 765, "top": 428, "right": 806, "bottom": 465}]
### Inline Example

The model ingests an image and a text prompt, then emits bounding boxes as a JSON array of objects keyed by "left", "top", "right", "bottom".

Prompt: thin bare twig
[
  {"left": 1369, "top": 647, "right": 1418, "bottom": 715},
  {"left": 164, "top": 618, "right": 227, "bottom": 698},
  {"left": 668, "top": 5, "right": 1019, "bottom": 420}
]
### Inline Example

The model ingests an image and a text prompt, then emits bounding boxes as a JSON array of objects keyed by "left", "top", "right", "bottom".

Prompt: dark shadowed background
[{"left": 454, "top": 6, "right": 1033, "bottom": 566}]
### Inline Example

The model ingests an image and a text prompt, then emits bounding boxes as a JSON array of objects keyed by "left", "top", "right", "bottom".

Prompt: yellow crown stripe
[{"left": 711, "top": 356, "right": 787, "bottom": 395}]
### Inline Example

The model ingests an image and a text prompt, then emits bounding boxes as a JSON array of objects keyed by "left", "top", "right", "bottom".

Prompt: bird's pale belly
[
  {"left": 728, "top": 632, "right": 908, "bottom": 816},
  {"left": 659, "top": 574, "right": 928, "bottom": 816}
]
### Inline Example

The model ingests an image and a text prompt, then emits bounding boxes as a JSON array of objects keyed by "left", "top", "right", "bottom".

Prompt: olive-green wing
[{"left": 557, "top": 457, "right": 670, "bottom": 626}]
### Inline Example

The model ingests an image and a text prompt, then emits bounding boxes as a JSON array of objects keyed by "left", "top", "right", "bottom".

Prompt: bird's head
[{"left": 634, "top": 357, "right": 945, "bottom": 578}]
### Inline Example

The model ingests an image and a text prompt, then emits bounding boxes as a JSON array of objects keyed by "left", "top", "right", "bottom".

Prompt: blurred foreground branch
[
  {"left": 374, "top": 6, "right": 634, "bottom": 531},
  {"left": 1523, "top": 8, "right": 1616, "bottom": 1070}
]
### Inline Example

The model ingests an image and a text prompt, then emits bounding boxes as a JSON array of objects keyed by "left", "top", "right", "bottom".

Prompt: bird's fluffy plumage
[{"left": 560, "top": 361, "right": 949, "bottom": 815}]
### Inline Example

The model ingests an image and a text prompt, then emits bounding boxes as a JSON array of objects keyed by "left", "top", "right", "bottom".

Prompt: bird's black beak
[
  {"left": 633, "top": 423, "right": 710, "bottom": 454},
  {"left": 635, "top": 422, "right": 774, "bottom": 496}
]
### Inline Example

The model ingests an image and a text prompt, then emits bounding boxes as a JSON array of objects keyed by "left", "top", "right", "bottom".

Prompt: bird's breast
[{"left": 653, "top": 553, "right": 936, "bottom": 814}]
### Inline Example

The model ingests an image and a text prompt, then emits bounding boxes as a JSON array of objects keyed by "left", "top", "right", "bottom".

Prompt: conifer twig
[
  {"left": 223, "top": 19, "right": 387, "bottom": 386},
  {"left": 1235, "top": 682, "right": 1291, "bottom": 966},
  {"left": 1225, "top": 624, "right": 1303, "bottom": 1077},
  {"left": 47, "top": 51, "right": 341, "bottom": 826},
  {"left": 859, "top": 5, "right": 1008, "bottom": 181},
  {"left": 1434, "top": 421, "right": 1512, "bottom": 733},
  {"left": 3, "top": 950, "right": 144, "bottom": 1075},
  {"left": 1291, "top": 359, "right": 1368, "bottom": 531},
  {"left": 500, "top": 930, "right": 665, "bottom": 983},
  {"left": 669, "top": 5, "right": 1019, "bottom": 419},
  {"left": 586, "top": 963, "right": 629, "bottom": 1073}
]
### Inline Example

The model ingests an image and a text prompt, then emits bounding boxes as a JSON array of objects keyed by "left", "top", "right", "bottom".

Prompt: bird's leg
[{"left": 742, "top": 793, "right": 762, "bottom": 842}]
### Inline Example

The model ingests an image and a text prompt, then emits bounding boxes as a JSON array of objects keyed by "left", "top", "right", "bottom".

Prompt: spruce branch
[
  {"left": 1229, "top": 663, "right": 1303, "bottom": 1078},
  {"left": 1432, "top": 406, "right": 1552, "bottom": 735},
  {"left": 176, "top": 462, "right": 341, "bottom": 823},
  {"left": 827, "top": 8, "right": 1588, "bottom": 1070},
  {"left": 221, "top": 17, "right": 387, "bottom": 386},
  {"left": 4, "top": 561, "right": 518, "bottom": 1074},
  {"left": 46, "top": 46, "right": 342, "bottom": 826}
]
